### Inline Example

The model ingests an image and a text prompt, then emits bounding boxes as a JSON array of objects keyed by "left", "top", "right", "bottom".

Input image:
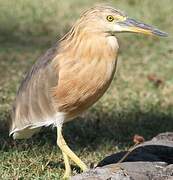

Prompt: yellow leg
[
  {"left": 62, "top": 152, "right": 71, "bottom": 179},
  {"left": 57, "top": 126, "right": 88, "bottom": 178}
]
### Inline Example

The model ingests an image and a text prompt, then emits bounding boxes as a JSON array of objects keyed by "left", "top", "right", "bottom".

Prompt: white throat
[{"left": 107, "top": 36, "right": 119, "bottom": 50}]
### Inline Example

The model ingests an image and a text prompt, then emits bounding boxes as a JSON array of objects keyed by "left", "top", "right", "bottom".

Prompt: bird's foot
[
  {"left": 63, "top": 171, "right": 71, "bottom": 179},
  {"left": 78, "top": 162, "right": 88, "bottom": 172}
]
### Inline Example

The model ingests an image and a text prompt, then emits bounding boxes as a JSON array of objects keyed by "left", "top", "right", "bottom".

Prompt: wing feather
[{"left": 10, "top": 43, "right": 60, "bottom": 139}]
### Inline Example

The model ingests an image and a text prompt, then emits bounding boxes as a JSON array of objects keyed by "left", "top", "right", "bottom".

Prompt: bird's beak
[{"left": 117, "top": 17, "right": 168, "bottom": 37}]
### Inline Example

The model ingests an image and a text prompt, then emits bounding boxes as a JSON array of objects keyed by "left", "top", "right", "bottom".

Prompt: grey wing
[{"left": 10, "top": 43, "right": 59, "bottom": 139}]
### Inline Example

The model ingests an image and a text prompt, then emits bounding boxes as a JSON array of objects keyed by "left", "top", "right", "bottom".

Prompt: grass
[{"left": 0, "top": 0, "right": 173, "bottom": 179}]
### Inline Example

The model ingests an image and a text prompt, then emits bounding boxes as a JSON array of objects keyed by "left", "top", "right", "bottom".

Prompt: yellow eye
[{"left": 106, "top": 15, "right": 114, "bottom": 22}]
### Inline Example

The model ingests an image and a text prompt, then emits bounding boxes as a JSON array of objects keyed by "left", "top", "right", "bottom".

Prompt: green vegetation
[{"left": 0, "top": 0, "right": 173, "bottom": 179}]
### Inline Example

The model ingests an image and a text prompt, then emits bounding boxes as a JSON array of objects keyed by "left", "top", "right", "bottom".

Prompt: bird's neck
[{"left": 59, "top": 31, "right": 119, "bottom": 63}]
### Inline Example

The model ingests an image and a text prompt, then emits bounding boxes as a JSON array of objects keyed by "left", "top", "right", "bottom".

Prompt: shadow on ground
[{"left": 1, "top": 107, "right": 173, "bottom": 152}]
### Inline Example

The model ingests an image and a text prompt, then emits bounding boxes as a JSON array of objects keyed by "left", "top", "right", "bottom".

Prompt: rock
[
  {"left": 71, "top": 165, "right": 131, "bottom": 180},
  {"left": 71, "top": 132, "right": 173, "bottom": 180}
]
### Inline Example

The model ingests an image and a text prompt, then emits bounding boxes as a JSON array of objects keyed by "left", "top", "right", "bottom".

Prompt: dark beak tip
[
  {"left": 153, "top": 30, "right": 168, "bottom": 37},
  {"left": 161, "top": 32, "right": 168, "bottom": 37}
]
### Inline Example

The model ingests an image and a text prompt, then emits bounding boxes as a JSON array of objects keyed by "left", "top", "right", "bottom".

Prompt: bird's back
[{"left": 10, "top": 44, "right": 59, "bottom": 139}]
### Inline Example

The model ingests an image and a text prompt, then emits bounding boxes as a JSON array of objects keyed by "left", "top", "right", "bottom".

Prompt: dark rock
[{"left": 71, "top": 132, "right": 173, "bottom": 180}]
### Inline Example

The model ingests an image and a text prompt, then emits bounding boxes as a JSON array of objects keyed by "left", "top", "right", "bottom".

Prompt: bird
[{"left": 9, "top": 5, "right": 167, "bottom": 178}]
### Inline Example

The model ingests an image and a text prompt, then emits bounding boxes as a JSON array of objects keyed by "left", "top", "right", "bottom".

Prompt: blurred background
[{"left": 0, "top": 0, "right": 173, "bottom": 179}]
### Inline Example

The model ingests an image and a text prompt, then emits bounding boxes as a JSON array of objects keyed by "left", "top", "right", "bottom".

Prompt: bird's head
[{"left": 76, "top": 6, "right": 168, "bottom": 37}]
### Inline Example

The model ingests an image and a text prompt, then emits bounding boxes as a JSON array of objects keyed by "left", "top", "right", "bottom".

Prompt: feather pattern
[{"left": 10, "top": 6, "right": 120, "bottom": 139}]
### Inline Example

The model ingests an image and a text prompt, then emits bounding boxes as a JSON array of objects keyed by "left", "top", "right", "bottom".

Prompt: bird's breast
[
  {"left": 52, "top": 57, "right": 117, "bottom": 119},
  {"left": 52, "top": 35, "right": 118, "bottom": 119}
]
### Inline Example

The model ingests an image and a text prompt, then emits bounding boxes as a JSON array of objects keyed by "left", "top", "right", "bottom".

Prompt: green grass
[{"left": 0, "top": 0, "right": 173, "bottom": 179}]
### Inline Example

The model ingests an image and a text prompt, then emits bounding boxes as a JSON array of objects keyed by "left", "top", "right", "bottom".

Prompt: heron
[{"left": 9, "top": 5, "right": 167, "bottom": 178}]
